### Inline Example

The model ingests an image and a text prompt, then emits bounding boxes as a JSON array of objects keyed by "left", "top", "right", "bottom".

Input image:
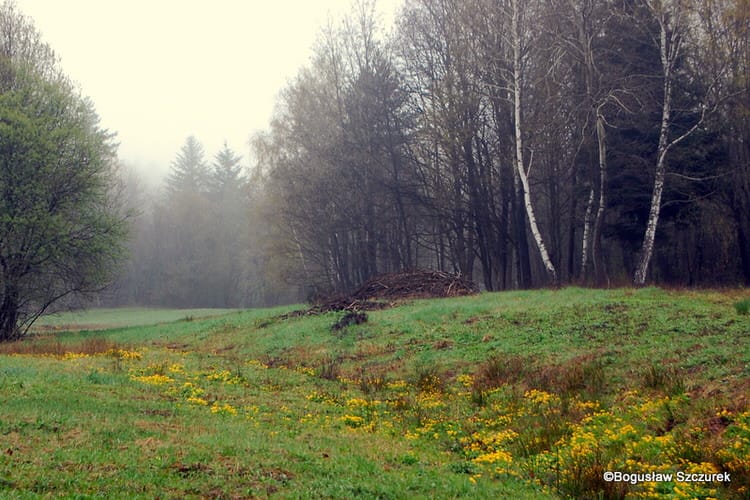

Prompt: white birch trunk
[
  {"left": 580, "top": 186, "right": 595, "bottom": 278},
  {"left": 634, "top": 2, "right": 706, "bottom": 285},
  {"left": 634, "top": 5, "right": 676, "bottom": 286},
  {"left": 512, "top": 0, "right": 558, "bottom": 285},
  {"left": 290, "top": 226, "right": 310, "bottom": 277}
]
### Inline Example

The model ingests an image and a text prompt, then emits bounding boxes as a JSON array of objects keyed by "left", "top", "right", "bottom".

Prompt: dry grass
[{"left": 0, "top": 336, "right": 121, "bottom": 357}]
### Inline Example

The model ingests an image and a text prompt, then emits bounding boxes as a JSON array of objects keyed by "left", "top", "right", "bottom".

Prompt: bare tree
[
  {"left": 634, "top": 0, "right": 706, "bottom": 286},
  {"left": 510, "top": 0, "right": 558, "bottom": 285}
]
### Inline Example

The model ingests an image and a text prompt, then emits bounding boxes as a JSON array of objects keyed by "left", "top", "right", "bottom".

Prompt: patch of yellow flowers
[
  {"left": 130, "top": 373, "right": 174, "bottom": 385},
  {"left": 118, "top": 351, "right": 746, "bottom": 498},
  {"left": 210, "top": 403, "right": 238, "bottom": 416}
]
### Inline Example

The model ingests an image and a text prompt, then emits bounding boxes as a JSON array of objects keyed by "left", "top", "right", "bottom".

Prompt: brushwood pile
[{"left": 312, "top": 270, "right": 478, "bottom": 313}]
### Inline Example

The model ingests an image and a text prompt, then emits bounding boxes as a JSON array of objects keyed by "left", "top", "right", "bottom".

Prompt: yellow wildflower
[
  {"left": 346, "top": 398, "right": 369, "bottom": 408},
  {"left": 457, "top": 374, "right": 474, "bottom": 388},
  {"left": 473, "top": 450, "right": 513, "bottom": 465},
  {"left": 210, "top": 403, "right": 237, "bottom": 415},
  {"left": 387, "top": 380, "right": 409, "bottom": 391},
  {"left": 131, "top": 374, "right": 174, "bottom": 385},
  {"left": 341, "top": 415, "right": 365, "bottom": 428},
  {"left": 62, "top": 352, "right": 89, "bottom": 360},
  {"left": 168, "top": 363, "right": 185, "bottom": 374},
  {"left": 295, "top": 366, "right": 316, "bottom": 376},
  {"left": 105, "top": 348, "right": 141, "bottom": 360}
]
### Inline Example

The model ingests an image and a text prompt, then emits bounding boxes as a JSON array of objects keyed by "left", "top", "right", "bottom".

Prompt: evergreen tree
[
  {"left": 211, "top": 141, "right": 245, "bottom": 197},
  {"left": 165, "top": 135, "right": 210, "bottom": 195}
]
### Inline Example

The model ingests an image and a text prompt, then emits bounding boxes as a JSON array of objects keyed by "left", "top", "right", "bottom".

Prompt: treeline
[
  {"left": 254, "top": 0, "right": 750, "bottom": 294},
  {"left": 110, "top": 0, "right": 749, "bottom": 308},
  {"left": 108, "top": 137, "right": 292, "bottom": 308}
]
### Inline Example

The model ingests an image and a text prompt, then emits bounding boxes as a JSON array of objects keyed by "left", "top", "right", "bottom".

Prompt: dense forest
[{"left": 108, "top": 0, "right": 749, "bottom": 308}]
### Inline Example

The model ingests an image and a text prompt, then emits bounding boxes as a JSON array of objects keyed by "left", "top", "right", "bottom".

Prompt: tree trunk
[
  {"left": 0, "top": 286, "right": 21, "bottom": 342},
  {"left": 592, "top": 112, "right": 608, "bottom": 286},
  {"left": 514, "top": 169, "right": 532, "bottom": 288},
  {"left": 580, "top": 186, "right": 595, "bottom": 281},
  {"left": 634, "top": 10, "right": 674, "bottom": 287},
  {"left": 511, "top": 0, "right": 558, "bottom": 286}
]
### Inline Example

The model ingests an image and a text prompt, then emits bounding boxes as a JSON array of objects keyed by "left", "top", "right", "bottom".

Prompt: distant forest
[{"left": 109, "top": 0, "right": 750, "bottom": 308}]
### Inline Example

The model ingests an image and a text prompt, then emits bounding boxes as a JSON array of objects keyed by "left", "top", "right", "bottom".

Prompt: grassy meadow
[
  {"left": 31, "top": 308, "right": 240, "bottom": 332},
  {"left": 1, "top": 288, "right": 749, "bottom": 498}
]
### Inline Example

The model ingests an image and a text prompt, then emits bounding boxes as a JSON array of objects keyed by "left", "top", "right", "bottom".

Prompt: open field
[
  {"left": 1, "top": 288, "right": 749, "bottom": 498},
  {"left": 31, "top": 308, "right": 240, "bottom": 332}
]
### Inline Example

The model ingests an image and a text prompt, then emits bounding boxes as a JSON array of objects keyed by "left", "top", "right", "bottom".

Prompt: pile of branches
[
  {"left": 312, "top": 270, "right": 478, "bottom": 313},
  {"left": 272, "top": 271, "right": 478, "bottom": 328},
  {"left": 350, "top": 270, "right": 478, "bottom": 301}
]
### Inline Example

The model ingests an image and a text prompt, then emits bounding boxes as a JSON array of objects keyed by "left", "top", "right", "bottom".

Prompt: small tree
[{"left": 0, "top": 66, "right": 128, "bottom": 341}]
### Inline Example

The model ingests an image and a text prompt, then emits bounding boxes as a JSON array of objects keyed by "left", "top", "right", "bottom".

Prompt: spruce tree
[{"left": 165, "top": 135, "right": 210, "bottom": 195}]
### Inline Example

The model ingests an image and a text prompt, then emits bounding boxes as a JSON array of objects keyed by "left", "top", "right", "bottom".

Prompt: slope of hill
[{"left": 1, "top": 288, "right": 748, "bottom": 498}]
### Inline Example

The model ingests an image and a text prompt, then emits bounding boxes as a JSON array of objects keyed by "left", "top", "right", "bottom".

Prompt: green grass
[
  {"left": 32, "top": 307, "right": 242, "bottom": 332},
  {"left": 1, "top": 288, "right": 749, "bottom": 498}
]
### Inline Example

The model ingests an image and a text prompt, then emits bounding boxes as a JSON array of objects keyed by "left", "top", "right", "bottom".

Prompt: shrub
[
  {"left": 534, "top": 356, "right": 606, "bottom": 398},
  {"left": 734, "top": 299, "right": 750, "bottom": 316},
  {"left": 412, "top": 362, "right": 444, "bottom": 393},
  {"left": 317, "top": 355, "right": 342, "bottom": 381},
  {"left": 357, "top": 370, "right": 387, "bottom": 394},
  {"left": 642, "top": 363, "right": 685, "bottom": 395},
  {"left": 475, "top": 353, "right": 528, "bottom": 390}
]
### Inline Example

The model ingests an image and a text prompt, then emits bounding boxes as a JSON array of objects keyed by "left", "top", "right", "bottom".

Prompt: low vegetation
[
  {"left": 30, "top": 308, "right": 240, "bottom": 333},
  {"left": 1, "top": 288, "right": 749, "bottom": 498}
]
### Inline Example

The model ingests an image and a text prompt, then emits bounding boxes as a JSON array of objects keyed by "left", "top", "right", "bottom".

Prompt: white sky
[{"left": 14, "top": 0, "right": 399, "bottom": 184}]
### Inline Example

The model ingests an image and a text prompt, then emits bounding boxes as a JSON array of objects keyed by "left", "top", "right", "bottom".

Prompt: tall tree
[
  {"left": 165, "top": 135, "right": 210, "bottom": 195},
  {"left": 209, "top": 142, "right": 248, "bottom": 306},
  {"left": 510, "top": 0, "right": 559, "bottom": 285},
  {"left": 0, "top": 1, "right": 59, "bottom": 82},
  {"left": 634, "top": 0, "right": 706, "bottom": 286},
  {"left": 211, "top": 141, "right": 244, "bottom": 197},
  {"left": 260, "top": 1, "right": 419, "bottom": 294},
  {"left": 0, "top": 31, "right": 127, "bottom": 340}
]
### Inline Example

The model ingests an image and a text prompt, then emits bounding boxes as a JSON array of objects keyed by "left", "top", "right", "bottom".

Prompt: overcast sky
[{"left": 14, "top": 0, "right": 399, "bottom": 184}]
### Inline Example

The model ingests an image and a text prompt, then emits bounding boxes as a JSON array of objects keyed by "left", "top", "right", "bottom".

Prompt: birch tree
[
  {"left": 634, "top": 0, "right": 705, "bottom": 286},
  {"left": 511, "top": 0, "right": 558, "bottom": 285}
]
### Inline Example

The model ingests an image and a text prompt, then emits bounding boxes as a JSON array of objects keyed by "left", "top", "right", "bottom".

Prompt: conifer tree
[{"left": 165, "top": 135, "right": 210, "bottom": 195}]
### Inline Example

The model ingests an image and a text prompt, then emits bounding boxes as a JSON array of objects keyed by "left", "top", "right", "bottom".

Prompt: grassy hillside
[{"left": 1, "top": 288, "right": 749, "bottom": 498}]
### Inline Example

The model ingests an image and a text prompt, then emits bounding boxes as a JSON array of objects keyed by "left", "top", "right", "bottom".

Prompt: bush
[
  {"left": 642, "top": 363, "right": 685, "bottom": 395},
  {"left": 412, "top": 362, "right": 444, "bottom": 393},
  {"left": 317, "top": 355, "right": 342, "bottom": 381},
  {"left": 734, "top": 299, "right": 750, "bottom": 316}
]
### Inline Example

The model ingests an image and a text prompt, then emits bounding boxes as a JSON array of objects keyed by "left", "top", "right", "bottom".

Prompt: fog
[{"left": 14, "top": 0, "right": 400, "bottom": 181}]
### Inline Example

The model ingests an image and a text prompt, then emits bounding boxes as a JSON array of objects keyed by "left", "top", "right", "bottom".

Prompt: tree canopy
[{"left": 0, "top": 3, "right": 127, "bottom": 341}]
